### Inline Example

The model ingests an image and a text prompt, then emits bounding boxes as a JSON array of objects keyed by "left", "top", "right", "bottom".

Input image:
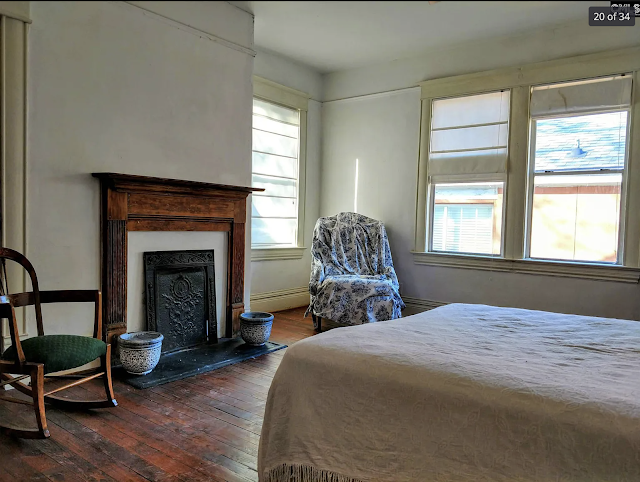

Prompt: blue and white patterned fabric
[{"left": 306, "top": 212, "right": 405, "bottom": 325}]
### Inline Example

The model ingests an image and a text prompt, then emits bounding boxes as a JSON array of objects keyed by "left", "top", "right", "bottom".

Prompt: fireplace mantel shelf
[
  {"left": 93, "top": 172, "right": 263, "bottom": 347},
  {"left": 92, "top": 172, "right": 263, "bottom": 195}
]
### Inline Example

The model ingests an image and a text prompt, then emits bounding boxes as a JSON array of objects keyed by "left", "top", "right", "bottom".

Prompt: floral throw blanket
[{"left": 306, "top": 212, "right": 404, "bottom": 325}]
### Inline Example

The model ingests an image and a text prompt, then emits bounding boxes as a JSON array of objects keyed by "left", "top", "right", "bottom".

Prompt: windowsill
[
  {"left": 411, "top": 251, "right": 640, "bottom": 283},
  {"left": 251, "top": 246, "right": 307, "bottom": 261}
]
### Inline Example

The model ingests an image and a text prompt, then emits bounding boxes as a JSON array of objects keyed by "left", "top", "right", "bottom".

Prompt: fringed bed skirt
[{"left": 263, "top": 464, "right": 366, "bottom": 482}]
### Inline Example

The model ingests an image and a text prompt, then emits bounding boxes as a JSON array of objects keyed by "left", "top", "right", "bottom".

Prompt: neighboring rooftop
[{"left": 534, "top": 111, "right": 628, "bottom": 172}]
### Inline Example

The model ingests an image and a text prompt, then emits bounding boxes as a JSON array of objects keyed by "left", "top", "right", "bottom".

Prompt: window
[
  {"left": 415, "top": 48, "right": 640, "bottom": 281},
  {"left": 251, "top": 77, "right": 308, "bottom": 259},
  {"left": 427, "top": 91, "right": 509, "bottom": 255},
  {"left": 527, "top": 76, "right": 631, "bottom": 263},
  {"left": 252, "top": 98, "right": 300, "bottom": 247}
]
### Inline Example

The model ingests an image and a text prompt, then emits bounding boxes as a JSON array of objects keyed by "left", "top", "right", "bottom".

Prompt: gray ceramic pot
[
  {"left": 118, "top": 331, "right": 164, "bottom": 375},
  {"left": 240, "top": 312, "right": 274, "bottom": 346}
]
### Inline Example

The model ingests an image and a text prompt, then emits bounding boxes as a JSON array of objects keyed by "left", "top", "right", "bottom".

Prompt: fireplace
[
  {"left": 95, "top": 174, "right": 286, "bottom": 388},
  {"left": 144, "top": 249, "right": 217, "bottom": 352},
  {"left": 93, "top": 173, "right": 262, "bottom": 346}
]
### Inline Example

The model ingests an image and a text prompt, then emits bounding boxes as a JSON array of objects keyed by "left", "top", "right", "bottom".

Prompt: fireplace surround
[{"left": 93, "top": 173, "right": 262, "bottom": 347}]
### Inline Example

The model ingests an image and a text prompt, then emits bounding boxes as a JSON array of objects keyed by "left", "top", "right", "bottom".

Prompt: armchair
[
  {"left": 0, "top": 248, "right": 116, "bottom": 439},
  {"left": 306, "top": 213, "right": 405, "bottom": 332}
]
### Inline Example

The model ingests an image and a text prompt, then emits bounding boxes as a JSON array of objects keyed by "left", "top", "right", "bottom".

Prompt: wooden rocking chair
[{"left": 0, "top": 247, "right": 117, "bottom": 439}]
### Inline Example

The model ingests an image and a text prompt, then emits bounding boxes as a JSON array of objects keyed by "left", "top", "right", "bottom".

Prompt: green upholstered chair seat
[{"left": 2, "top": 335, "right": 107, "bottom": 374}]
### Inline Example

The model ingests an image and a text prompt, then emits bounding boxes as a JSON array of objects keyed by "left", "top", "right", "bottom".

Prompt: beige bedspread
[{"left": 258, "top": 303, "right": 640, "bottom": 482}]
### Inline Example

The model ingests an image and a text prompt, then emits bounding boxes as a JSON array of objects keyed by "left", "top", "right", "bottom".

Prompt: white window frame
[
  {"left": 251, "top": 76, "right": 309, "bottom": 261},
  {"left": 413, "top": 47, "right": 640, "bottom": 283}
]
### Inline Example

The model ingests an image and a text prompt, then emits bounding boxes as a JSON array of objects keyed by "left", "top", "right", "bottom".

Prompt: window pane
[
  {"left": 530, "top": 174, "right": 621, "bottom": 263},
  {"left": 534, "top": 111, "right": 628, "bottom": 172},
  {"left": 252, "top": 152, "right": 297, "bottom": 178},
  {"left": 252, "top": 174, "right": 297, "bottom": 198},
  {"left": 252, "top": 196, "right": 297, "bottom": 218},
  {"left": 432, "top": 182, "right": 503, "bottom": 255},
  {"left": 253, "top": 129, "right": 298, "bottom": 158},
  {"left": 252, "top": 218, "right": 297, "bottom": 246},
  {"left": 432, "top": 91, "right": 510, "bottom": 129}
]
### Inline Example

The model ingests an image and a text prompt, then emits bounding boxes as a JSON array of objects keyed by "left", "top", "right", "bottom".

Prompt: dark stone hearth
[
  {"left": 137, "top": 252, "right": 284, "bottom": 388},
  {"left": 117, "top": 338, "right": 286, "bottom": 389}
]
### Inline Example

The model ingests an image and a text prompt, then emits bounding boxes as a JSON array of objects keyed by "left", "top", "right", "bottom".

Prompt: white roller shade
[
  {"left": 251, "top": 98, "right": 300, "bottom": 247},
  {"left": 429, "top": 90, "right": 510, "bottom": 178},
  {"left": 530, "top": 75, "right": 632, "bottom": 118}
]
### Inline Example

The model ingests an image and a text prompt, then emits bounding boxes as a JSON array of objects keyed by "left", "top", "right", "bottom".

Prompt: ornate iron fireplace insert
[{"left": 144, "top": 250, "right": 216, "bottom": 353}]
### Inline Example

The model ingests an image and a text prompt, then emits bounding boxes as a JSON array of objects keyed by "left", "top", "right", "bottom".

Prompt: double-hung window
[
  {"left": 527, "top": 76, "right": 632, "bottom": 263},
  {"left": 427, "top": 91, "right": 510, "bottom": 256},
  {"left": 416, "top": 48, "right": 640, "bottom": 280},
  {"left": 251, "top": 77, "right": 308, "bottom": 260}
]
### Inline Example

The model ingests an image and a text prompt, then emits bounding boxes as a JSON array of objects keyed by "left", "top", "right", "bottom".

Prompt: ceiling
[{"left": 234, "top": 1, "right": 609, "bottom": 74}]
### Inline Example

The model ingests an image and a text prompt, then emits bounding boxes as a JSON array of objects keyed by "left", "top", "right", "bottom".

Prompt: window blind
[
  {"left": 429, "top": 91, "right": 510, "bottom": 178},
  {"left": 530, "top": 75, "right": 632, "bottom": 118},
  {"left": 433, "top": 204, "right": 494, "bottom": 254},
  {"left": 251, "top": 98, "right": 300, "bottom": 247}
]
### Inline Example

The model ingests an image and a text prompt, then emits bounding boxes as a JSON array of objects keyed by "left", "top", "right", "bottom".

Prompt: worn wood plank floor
[{"left": 0, "top": 307, "right": 316, "bottom": 482}]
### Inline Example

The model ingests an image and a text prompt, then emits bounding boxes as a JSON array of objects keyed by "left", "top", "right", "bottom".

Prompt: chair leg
[
  {"left": 45, "top": 346, "right": 118, "bottom": 409},
  {"left": 102, "top": 344, "right": 117, "bottom": 407},
  {"left": 0, "top": 362, "right": 50, "bottom": 439},
  {"left": 30, "top": 364, "right": 50, "bottom": 438},
  {"left": 312, "top": 314, "right": 322, "bottom": 333}
]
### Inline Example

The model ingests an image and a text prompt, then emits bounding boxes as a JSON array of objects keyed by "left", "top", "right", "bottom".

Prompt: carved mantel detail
[{"left": 93, "top": 172, "right": 263, "bottom": 346}]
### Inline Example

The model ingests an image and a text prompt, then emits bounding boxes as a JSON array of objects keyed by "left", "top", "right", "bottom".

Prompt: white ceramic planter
[
  {"left": 118, "top": 331, "right": 164, "bottom": 375},
  {"left": 240, "top": 312, "right": 274, "bottom": 346}
]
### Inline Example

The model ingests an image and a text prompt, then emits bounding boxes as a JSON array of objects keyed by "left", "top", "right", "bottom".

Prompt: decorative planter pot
[
  {"left": 240, "top": 312, "right": 274, "bottom": 346},
  {"left": 118, "top": 331, "right": 164, "bottom": 375}
]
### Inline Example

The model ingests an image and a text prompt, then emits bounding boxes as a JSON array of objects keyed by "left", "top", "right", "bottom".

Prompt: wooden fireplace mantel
[{"left": 93, "top": 172, "right": 263, "bottom": 346}]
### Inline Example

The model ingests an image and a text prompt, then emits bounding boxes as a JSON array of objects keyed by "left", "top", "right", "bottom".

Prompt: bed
[{"left": 258, "top": 303, "right": 640, "bottom": 482}]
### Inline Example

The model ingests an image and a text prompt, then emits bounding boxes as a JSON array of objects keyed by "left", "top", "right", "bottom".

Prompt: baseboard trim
[
  {"left": 402, "top": 296, "right": 449, "bottom": 313},
  {"left": 250, "top": 286, "right": 310, "bottom": 313}
]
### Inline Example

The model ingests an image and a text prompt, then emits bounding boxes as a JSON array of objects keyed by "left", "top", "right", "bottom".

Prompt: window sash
[
  {"left": 427, "top": 179, "right": 505, "bottom": 256},
  {"left": 524, "top": 111, "right": 631, "bottom": 264}
]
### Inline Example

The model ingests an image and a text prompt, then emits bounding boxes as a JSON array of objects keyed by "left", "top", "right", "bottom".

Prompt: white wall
[
  {"left": 251, "top": 49, "right": 322, "bottom": 306},
  {"left": 321, "top": 21, "right": 640, "bottom": 320},
  {"left": 26, "top": 1, "right": 254, "bottom": 337}
]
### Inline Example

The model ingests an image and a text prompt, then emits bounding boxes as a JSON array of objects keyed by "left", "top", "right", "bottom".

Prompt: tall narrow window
[
  {"left": 427, "top": 90, "right": 510, "bottom": 255},
  {"left": 251, "top": 98, "right": 301, "bottom": 248},
  {"left": 527, "top": 75, "right": 632, "bottom": 263}
]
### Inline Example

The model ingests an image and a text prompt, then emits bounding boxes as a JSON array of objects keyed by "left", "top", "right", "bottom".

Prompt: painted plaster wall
[{"left": 27, "top": 1, "right": 253, "bottom": 337}]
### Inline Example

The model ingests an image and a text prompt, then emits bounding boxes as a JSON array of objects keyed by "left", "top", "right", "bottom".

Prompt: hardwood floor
[{"left": 0, "top": 307, "right": 316, "bottom": 482}]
